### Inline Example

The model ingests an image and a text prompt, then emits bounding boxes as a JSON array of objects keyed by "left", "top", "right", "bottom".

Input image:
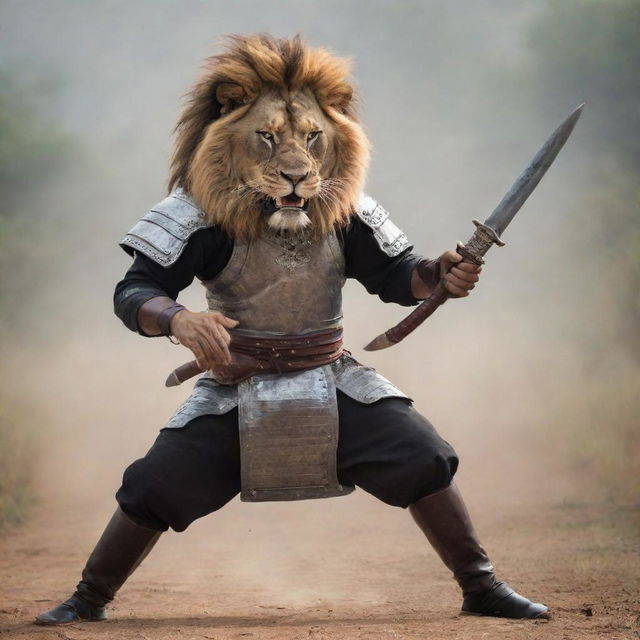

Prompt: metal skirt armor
[{"left": 238, "top": 366, "right": 353, "bottom": 502}]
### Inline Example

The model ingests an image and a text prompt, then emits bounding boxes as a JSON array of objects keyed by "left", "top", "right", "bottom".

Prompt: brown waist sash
[
  {"left": 214, "top": 328, "right": 344, "bottom": 385},
  {"left": 166, "top": 328, "right": 344, "bottom": 387}
]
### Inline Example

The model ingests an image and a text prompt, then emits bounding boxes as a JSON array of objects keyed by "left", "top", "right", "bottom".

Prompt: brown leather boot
[
  {"left": 35, "top": 507, "right": 162, "bottom": 625},
  {"left": 409, "top": 482, "right": 549, "bottom": 619}
]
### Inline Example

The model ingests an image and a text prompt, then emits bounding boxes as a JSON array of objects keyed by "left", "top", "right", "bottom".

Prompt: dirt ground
[
  {"left": 1, "top": 334, "right": 639, "bottom": 640},
  {"left": 1, "top": 473, "right": 638, "bottom": 640}
]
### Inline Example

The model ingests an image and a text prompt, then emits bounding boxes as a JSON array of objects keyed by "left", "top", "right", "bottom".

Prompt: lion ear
[{"left": 216, "top": 82, "right": 249, "bottom": 115}]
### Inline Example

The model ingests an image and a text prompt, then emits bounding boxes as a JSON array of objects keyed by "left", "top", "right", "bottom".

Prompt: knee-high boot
[
  {"left": 35, "top": 507, "right": 162, "bottom": 625},
  {"left": 409, "top": 482, "right": 549, "bottom": 619}
]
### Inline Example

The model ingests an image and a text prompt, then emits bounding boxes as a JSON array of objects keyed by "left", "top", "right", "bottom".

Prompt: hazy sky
[{"left": 2, "top": 0, "right": 636, "bottom": 544}]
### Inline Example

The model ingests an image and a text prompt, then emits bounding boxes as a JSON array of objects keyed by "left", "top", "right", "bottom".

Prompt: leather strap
[
  {"left": 157, "top": 303, "right": 186, "bottom": 336},
  {"left": 230, "top": 329, "right": 342, "bottom": 357},
  {"left": 210, "top": 329, "right": 344, "bottom": 385},
  {"left": 137, "top": 296, "right": 185, "bottom": 337},
  {"left": 166, "top": 329, "right": 344, "bottom": 386}
]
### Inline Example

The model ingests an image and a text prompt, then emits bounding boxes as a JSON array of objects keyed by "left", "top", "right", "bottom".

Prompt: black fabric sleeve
[
  {"left": 340, "top": 217, "right": 425, "bottom": 306},
  {"left": 113, "top": 226, "right": 233, "bottom": 335}
]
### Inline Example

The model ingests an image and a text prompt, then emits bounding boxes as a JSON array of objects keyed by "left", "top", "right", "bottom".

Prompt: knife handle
[{"left": 376, "top": 220, "right": 504, "bottom": 348}]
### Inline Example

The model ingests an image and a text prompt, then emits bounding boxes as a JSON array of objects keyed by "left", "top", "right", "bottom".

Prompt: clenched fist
[
  {"left": 439, "top": 249, "right": 482, "bottom": 298},
  {"left": 412, "top": 250, "right": 482, "bottom": 300},
  {"left": 170, "top": 310, "right": 239, "bottom": 370}
]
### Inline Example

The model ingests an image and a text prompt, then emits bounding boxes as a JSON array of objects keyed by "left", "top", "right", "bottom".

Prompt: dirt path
[
  {"left": 1, "top": 336, "right": 638, "bottom": 639},
  {"left": 1, "top": 479, "right": 638, "bottom": 640}
]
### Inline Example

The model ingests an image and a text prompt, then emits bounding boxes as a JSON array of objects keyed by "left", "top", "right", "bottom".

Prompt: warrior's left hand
[{"left": 440, "top": 250, "right": 481, "bottom": 297}]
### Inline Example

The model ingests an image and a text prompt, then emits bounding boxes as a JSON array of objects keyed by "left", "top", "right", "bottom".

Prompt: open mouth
[
  {"left": 273, "top": 194, "right": 307, "bottom": 210},
  {"left": 264, "top": 193, "right": 311, "bottom": 233}
]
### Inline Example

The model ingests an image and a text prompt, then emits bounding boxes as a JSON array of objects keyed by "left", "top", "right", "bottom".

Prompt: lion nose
[{"left": 281, "top": 171, "right": 308, "bottom": 186}]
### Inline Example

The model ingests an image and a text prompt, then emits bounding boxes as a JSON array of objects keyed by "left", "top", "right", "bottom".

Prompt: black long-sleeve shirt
[{"left": 114, "top": 216, "right": 424, "bottom": 334}]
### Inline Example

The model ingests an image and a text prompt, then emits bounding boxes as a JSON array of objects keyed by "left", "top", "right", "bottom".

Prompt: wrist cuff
[
  {"left": 158, "top": 303, "right": 186, "bottom": 336},
  {"left": 416, "top": 258, "right": 442, "bottom": 290}
]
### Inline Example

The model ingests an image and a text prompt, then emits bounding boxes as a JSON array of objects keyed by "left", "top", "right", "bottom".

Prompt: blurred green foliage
[
  {"left": 529, "top": 1, "right": 640, "bottom": 502},
  {"left": 0, "top": 70, "right": 72, "bottom": 532},
  {"left": 0, "top": 71, "right": 71, "bottom": 216},
  {"left": 0, "top": 70, "right": 73, "bottom": 330},
  {"left": 529, "top": 0, "right": 640, "bottom": 351},
  {"left": 530, "top": 0, "right": 640, "bottom": 168}
]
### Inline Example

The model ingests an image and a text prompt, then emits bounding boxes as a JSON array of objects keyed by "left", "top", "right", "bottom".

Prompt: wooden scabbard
[{"left": 384, "top": 281, "right": 450, "bottom": 346}]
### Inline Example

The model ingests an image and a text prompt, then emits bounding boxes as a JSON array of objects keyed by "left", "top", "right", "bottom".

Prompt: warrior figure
[{"left": 36, "top": 35, "right": 548, "bottom": 625}]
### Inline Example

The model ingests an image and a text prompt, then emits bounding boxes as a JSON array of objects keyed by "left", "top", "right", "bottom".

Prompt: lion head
[{"left": 169, "top": 34, "right": 370, "bottom": 238}]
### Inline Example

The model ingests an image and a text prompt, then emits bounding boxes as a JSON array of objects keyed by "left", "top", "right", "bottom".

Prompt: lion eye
[
  {"left": 307, "top": 130, "right": 321, "bottom": 142},
  {"left": 257, "top": 131, "right": 274, "bottom": 142}
]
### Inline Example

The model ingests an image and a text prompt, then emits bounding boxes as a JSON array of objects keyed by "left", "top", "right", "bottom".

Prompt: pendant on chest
[{"left": 267, "top": 229, "right": 313, "bottom": 271}]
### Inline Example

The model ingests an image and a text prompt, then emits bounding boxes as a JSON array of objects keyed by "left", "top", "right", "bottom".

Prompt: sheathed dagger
[{"left": 364, "top": 103, "right": 585, "bottom": 352}]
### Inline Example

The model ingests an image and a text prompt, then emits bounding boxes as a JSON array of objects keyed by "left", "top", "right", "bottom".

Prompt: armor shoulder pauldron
[
  {"left": 356, "top": 193, "right": 410, "bottom": 257},
  {"left": 120, "top": 188, "right": 210, "bottom": 267}
]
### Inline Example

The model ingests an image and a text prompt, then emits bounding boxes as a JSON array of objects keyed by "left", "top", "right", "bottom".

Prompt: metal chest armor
[
  {"left": 202, "top": 226, "right": 345, "bottom": 336},
  {"left": 204, "top": 227, "right": 349, "bottom": 500},
  {"left": 121, "top": 190, "right": 410, "bottom": 503}
]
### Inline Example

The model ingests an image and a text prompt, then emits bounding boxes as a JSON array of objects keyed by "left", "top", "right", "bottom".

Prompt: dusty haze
[{"left": 0, "top": 2, "right": 638, "bottom": 639}]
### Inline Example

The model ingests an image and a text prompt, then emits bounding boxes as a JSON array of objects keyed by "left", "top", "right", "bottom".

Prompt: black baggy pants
[{"left": 116, "top": 392, "right": 458, "bottom": 532}]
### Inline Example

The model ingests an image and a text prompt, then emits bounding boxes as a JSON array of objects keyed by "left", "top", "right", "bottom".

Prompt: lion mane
[{"left": 168, "top": 34, "right": 370, "bottom": 239}]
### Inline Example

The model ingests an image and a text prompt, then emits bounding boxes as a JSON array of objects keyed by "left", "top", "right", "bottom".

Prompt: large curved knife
[{"left": 364, "top": 103, "right": 585, "bottom": 352}]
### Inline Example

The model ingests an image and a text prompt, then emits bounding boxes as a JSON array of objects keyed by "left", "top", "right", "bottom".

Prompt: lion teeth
[{"left": 274, "top": 196, "right": 305, "bottom": 208}]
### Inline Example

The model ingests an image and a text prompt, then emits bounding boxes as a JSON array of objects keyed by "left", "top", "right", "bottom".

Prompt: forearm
[
  {"left": 113, "top": 252, "right": 194, "bottom": 336},
  {"left": 113, "top": 281, "right": 187, "bottom": 337},
  {"left": 113, "top": 283, "right": 168, "bottom": 335},
  {"left": 343, "top": 216, "right": 432, "bottom": 306},
  {"left": 351, "top": 249, "right": 425, "bottom": 306},
  {"left": 136, "top": 296, "right": 186, "bottom": 337},
  {"left": 114, "top": 217, "right": 232, "bottom": 336},
  {"left": 411, "top": 258, "right": 442, "bottom": 300}
]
